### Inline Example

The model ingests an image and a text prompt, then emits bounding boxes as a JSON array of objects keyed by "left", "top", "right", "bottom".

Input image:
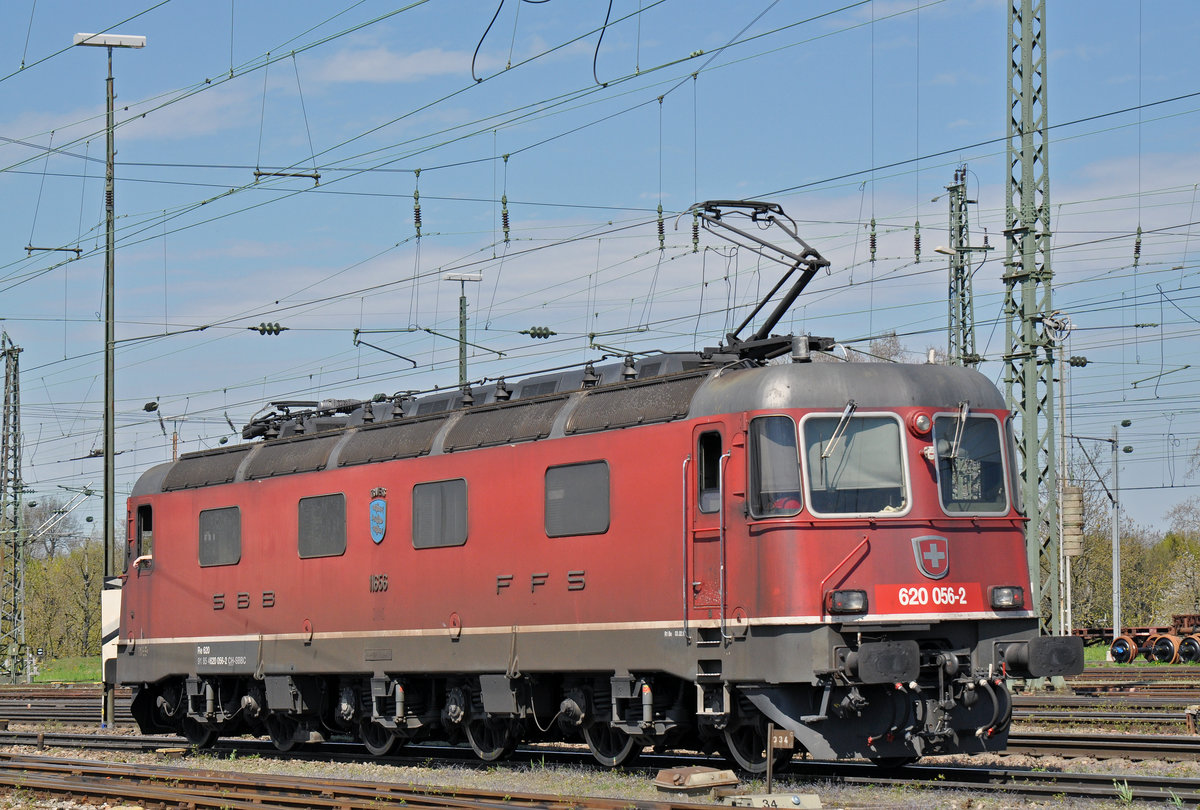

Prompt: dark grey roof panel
[
  {"left": 689, "top": 362, "right": 1007, "bottom": 417},
  {"left": 161, "top": 447, "right": 253, "bottom": 491},
  {"left": 337, "top": 416, "right": 446, "bottom": 466},
  {"left": 567, "top": 372, "right": 708, "bottom": 434},
  {"left": 443, "top": 396, "right": 567, "bottom": 451},
  {"left": 244, "top": 433, "right": 339, "bottom": 479},
  {"left": 131, "top": 461, "right": 175, "bottom": 496}
]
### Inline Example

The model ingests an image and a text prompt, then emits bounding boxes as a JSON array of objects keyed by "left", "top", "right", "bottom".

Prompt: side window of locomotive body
[
  {"left": 545, "top": 461, "right": 609, "bottom": 537},
  {"left": 412, "top": 479, "right": 468, "bottom": 548},
  {"left": 748, "top": 416, "right": 802, "bottom": 518},
  {"left": 1006, "top": 416, "right": 1025, "bottom": 514},
  {"left": 198, "top": 506, "right": 241, "bottom": 567},
  {"left": 697, "top": 432, "right": 722, "bottom": 514},
  {"left": 298, "top": 493, "right": 347, "bottom": 558},
  {"left": 131, "top": 504, "right": 153, "bottom": 572},
  {"left": 932, "top": 414, "right": 1008, "bottom": 514},
  {"left": 803, "top": 414, "right": 907, "bottom": 516}
]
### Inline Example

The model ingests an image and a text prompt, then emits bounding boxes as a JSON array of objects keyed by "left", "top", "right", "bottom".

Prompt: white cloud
[{"left": 313, "top": 46, "right": 491, "bottom": 84}]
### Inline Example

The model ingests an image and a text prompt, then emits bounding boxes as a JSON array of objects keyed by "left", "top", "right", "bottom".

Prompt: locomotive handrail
[
  {"left": 718, "top": 451, "right": 732, "bottom": 641},
  {"left": 681, "top": 454, "right": 692, "bottom": 645},
  {"left": 818, "top": 535, "right": 869, "bottom": 617}
]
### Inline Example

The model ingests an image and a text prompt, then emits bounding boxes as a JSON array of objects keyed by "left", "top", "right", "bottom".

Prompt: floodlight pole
[
  {"left": 74, "top": 31, "right": 145, "bottom": 731},
  {"left": 1111, "top": 422, "right": 1132, "bottom": 646},
  {"left": 103, "top": 44, "right": 115, "bottom": 587}
]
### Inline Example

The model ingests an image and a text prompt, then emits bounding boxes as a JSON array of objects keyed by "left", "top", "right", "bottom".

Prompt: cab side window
[
  {"left": 697, "top": 432, "right": 722, "bottom": 513},
  {"left": 130, "top": 504, "right": 153, "bottom": 572}
]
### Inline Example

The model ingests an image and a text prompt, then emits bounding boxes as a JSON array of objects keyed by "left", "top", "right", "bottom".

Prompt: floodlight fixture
[{"left": 73, "top": 33, "right": 146, "bottom": 48}]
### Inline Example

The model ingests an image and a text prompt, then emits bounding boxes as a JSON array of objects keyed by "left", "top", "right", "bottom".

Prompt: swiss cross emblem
[{"left": 912, "top": 535, "right": 949, "bottom": 580}]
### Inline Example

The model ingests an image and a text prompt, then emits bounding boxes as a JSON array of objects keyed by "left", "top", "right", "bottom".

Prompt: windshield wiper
[
  {"left": 950, "top": 401, "right": 970, "bottom": 459},
  {"left": 821, "top": 400, "right": 858, "bottom": 459}
]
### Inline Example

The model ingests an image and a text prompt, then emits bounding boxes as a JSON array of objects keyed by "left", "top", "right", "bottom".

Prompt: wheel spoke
[
  {"left": 723, "top": 721, "right": 790, "bottom": 775},
  {"left": 360, "top": 720, "right": 400, "bottom": 757},
  {"left": 582, "top": 723, "right": 641, "bottom": 768},
  {"left": 181, "top": 717, "right": 216, "bottom": 748},
  {"left": 265, "top": 715, "right": 301, "bottom": 752},
  {"left": 465, "top": 718, "right": 517, "bottom": 762}
]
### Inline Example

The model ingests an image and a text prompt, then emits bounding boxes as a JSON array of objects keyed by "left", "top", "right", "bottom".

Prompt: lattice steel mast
[
  {"left": 945, "top": 165, "right": 990, "bottom": 367},
  {"left": 1004, "top": 0, "right": 1059, "bottom": 634},
  {"left": 0, "top": 332, "right": 27, "bottom": 683}
]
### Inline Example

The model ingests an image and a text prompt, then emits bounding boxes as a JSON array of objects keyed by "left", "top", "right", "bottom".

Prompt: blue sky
[{"left": 1, "top": 0, "right": 1198, "bottom": 535}]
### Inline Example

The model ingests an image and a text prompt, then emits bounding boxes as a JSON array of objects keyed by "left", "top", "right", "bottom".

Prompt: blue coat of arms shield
[{"left": 369, "top": 498, "right": 387, "bottom": 544}]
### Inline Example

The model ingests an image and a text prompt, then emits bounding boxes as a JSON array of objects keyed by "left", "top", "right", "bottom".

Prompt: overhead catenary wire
[{"left": 9, "top": 4, "right": 1200, "bottom": 513}]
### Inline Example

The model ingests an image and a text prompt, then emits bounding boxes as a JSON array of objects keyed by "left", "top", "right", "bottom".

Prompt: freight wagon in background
[
  {"left": 1077, "top": 615, "right": 1200, "bottom": 664},
  {"left": 107, "top": 202, "right": 1083, "bottom": 772}
]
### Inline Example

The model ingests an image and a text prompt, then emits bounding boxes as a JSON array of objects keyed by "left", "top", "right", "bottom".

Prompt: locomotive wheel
[
  {"left": 722, "top": 721, "right": 790, "bottom": 775},
  {"left": 180, "top": 717, "right": 216, "bottom": 748},
  {"left": 265, "top": 714, "right": 302, "bottom": 752},
  {"left": 582, "top": 722, "right": 641, "bottom": 767},
  {"left": 464, "top": 717, "right": 518, "bottom": 762},
  {"left": 359, "top": 720, "right": 401, "bottom": 757}
]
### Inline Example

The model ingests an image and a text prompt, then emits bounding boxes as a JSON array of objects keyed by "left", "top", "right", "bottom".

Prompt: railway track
[
  {"left": 5, "top": 726, "right": 1200, "bottom": 765},
  {"left": 1065, "top": 666, "right": 1200, "bottom": 699},
  {"left": 842, "top": 761, "right": 1200, "bottom": 805},
  {"left": 2, "top": 740, "right": 1200, "bottom": 806},
  {"left": 0, "top": 750, "right": 699, "bottom": 810}
]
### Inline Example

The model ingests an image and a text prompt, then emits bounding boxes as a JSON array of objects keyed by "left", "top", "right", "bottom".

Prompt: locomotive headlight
[
  {"left": 990, "top": 586, "right": 1025, "bottom": 609},
  {"left": 826, "top": 589, "right": 868, "bottom": 614},
  {"left": 908, "top": 411, "right": 932, "bottom": 436}
]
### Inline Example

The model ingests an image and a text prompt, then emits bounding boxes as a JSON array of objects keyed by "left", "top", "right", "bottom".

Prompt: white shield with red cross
[{"left": 912, "top": 535, "right": 949, "bottom": 580}]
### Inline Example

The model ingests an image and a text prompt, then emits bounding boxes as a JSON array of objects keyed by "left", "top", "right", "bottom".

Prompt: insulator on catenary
[
  {"left": 1134, "top": 225, "right": 1142, "bottom": 267},
  {"left": 501, "top": 154, "right": 511, "bottom": 245},
  {"left": 657, "top": 204, "right": 665, "bottom": 252},
  {"left": 413, "top": 169, "right": 422, "bottom": 238},
  {"left": 914, "top": 220, "right": 921, "bottom": 263},
  {"left": 869, "top": 218, "right": 877, "bottom": 263},
  {"left": 692, "top": 211, "right": 700, "bottom": 254}
]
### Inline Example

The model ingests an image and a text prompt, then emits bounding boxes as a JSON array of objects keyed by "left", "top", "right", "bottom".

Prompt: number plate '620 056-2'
[{"left": 874, "top": 583, "right": 983, "bottom": 613}]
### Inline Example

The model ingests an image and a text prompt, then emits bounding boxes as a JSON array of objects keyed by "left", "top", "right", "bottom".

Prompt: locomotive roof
[
  {"left": 689, "top": 361, "right": 1006, "bottom": 417},
  {"left": 132, "top": 358, "right": 1006, "bottom": 496}
]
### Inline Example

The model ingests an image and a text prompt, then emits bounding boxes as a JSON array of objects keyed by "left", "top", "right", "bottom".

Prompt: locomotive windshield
[
  {"left": 802, "top": 415, "right": 906, "bottom": 515},
  {"left": 748, "top": 415, "right": 802, "bottom": 517},
  {"left": 932, "top": 413, "right": 1008, "bottom": 513}
]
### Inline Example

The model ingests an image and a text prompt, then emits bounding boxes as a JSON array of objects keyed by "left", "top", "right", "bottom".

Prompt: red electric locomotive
[{"left": 111, "top": 202, "right": 1082, "bottom": 771}]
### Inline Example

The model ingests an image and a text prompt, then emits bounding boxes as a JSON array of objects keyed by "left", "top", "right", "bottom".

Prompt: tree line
[{"left": 21, "top": 498, "right": 103, "bottom": 660}]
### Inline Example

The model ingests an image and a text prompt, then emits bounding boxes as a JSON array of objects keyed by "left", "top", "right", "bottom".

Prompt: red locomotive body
[{"left": 116, "top": 355, "right": 1082, "bottom": 769}]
